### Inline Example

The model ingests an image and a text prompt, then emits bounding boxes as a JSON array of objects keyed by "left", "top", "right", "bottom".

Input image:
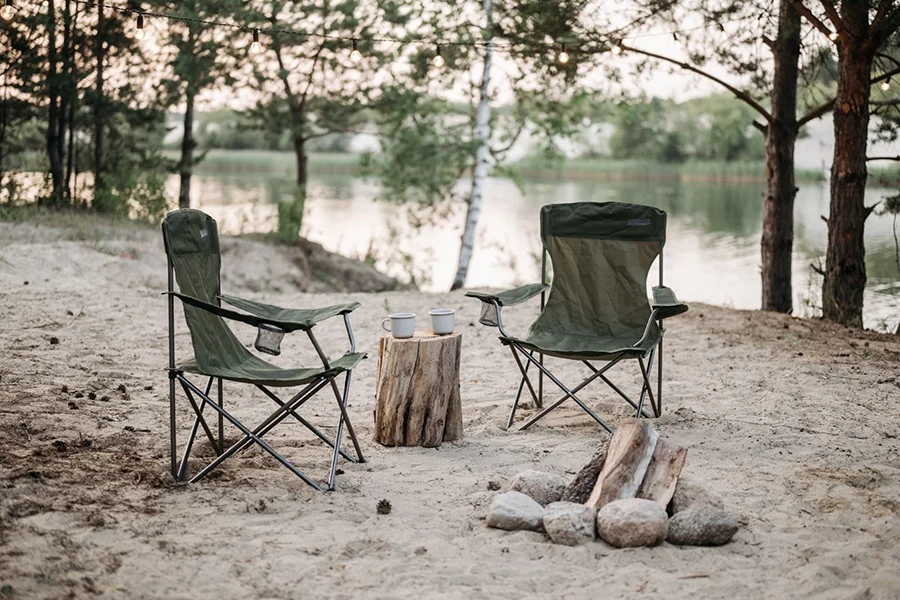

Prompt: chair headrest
[{"left": 541, "top": 202, "right": 667, "bottom": 245}]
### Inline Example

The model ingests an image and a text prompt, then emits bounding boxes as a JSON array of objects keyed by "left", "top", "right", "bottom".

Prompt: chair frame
[
  {"left": 166, "top": 259, "right": 365, "bottom": 491},
  {"left": 493, "top": 248, "right": 666, "bottom": 433}
]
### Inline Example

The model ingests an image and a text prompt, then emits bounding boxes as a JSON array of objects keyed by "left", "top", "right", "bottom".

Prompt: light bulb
[
  {"left": 250, "top": 29, "right": 262, "bottom": 55},
  {"left": 0, "top": 1, "right": 14, "bottom": 20},
  {"left": 433, "top": 45, "right": 444, "bottom": 68},
  {"left": 718, "top": 23, "right": 727, "bottom": 40},
  {"left": 828, "top": 31, "right": 838, "bottom": 41},
  {"left": 350, "top": 39, "right": 361, "bottom": 61},
  {"left": 134, "top": 14, "right": 145, "bottom": 40},
  {"left": 558, "top": 43, "right": 569, "bottom": 64},
  {"left": 611, "top": 44, "right": 622, "bottom": 55},
  {"left": 882, "top": 79, "right": 891, "bottom": 91}
]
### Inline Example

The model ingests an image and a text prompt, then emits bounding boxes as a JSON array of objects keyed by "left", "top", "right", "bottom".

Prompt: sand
[{"left": 2, "top": 218, "right": 900, "bottom": 599}]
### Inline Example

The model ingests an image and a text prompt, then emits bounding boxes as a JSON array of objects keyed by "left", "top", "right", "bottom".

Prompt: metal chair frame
[
  {"left": 166, "top": 260, "right": 365, "bottom": 491},
  {"left": 493, "top": 248, "right": 666, "bottom": 433}
]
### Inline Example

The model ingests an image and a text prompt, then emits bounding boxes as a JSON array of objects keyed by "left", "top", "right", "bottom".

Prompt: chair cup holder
[{"left": 255, "top": 324, "right": 285, "bottom": 356}]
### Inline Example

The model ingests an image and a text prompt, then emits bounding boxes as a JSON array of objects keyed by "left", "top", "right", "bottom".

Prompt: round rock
[
  {"left": 596, "top": 498, "right": 668, "bottom": 548},
  {"left": 670, "top": 476, "right": 725, "bottom": 514},
  {"left": 486, "top": 491, "right": 545, "bottom": 532},
  {"left": 667, "top": 506, "right": 739, "bottom": 546},
  {"left": 504, "top": 470, "right": 567, "bottom": 506},
  {"left": 542, "top": 502, "right": 597, "bottom": 546}
]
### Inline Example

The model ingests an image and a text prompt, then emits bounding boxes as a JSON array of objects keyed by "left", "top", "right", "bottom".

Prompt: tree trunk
[
  {"left": 293, "top": 133, "right": 308, "bottom": 188},
  {"left": 65, "top": 1, "right": 79, "bottom": 203},
  {"left": 822, "top": 6, "right": 872, "bottom": 328},
  {"left": 450, "top": 0, "right": 492, "bottom": 291},
  {"left": 760, "top": 0, "right": 801, "bottom": 313},
  {"left": 44, "top": 0, "right": 66, "bottom": 207},
  {"left": 178, "top": 87, "right": 196, "bottom": 208},
  {"left": 93, "top": 0, "right": 106, "bottom": 208}
]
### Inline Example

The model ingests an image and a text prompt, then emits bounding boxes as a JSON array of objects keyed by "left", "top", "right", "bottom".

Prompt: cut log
[
  {"left": 374, "top": 331, "right": 463, "bottom": 447},
  {"left": 561, "top": 438, "right": 610, "bottom": 504},
  {"left": 636, "top": 438, "right": 687, "bottom": 509},
  {"left": 585, "top": 418, "right": 658, "bottom": 509}
]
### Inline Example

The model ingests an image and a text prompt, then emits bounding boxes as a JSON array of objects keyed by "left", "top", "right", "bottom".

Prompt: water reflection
[{"left": 186, "top": 173, "right": 899, "bottom": 331}]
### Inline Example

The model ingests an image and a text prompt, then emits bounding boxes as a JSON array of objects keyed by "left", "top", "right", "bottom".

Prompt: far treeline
[{"left": 0, "top": 0, "right": 898, "bottom": 329}]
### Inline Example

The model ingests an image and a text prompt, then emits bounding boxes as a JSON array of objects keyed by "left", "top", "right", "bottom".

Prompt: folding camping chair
[
  {"left": 162, "top": 209, "right": 365, "bottom": 491},
  {"left": 466, "top": 202, "right": 688, "bottom": 433}
]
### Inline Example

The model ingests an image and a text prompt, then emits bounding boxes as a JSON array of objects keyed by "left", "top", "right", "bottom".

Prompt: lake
[{"left": 177, "top": 171, "right": 900, "bottom": 331}]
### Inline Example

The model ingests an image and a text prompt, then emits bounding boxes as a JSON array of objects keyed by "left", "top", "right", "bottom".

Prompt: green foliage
[{"left": 276, "top": 187, "right": 306, "bottom": 242}]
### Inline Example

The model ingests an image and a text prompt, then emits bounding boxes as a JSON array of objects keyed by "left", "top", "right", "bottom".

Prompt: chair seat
[
  {"left": 500, "top": 327, "right": 659, "bottom": 361},
  {"left": 178, "top": 352, "right": 366, "bottom": 387}
]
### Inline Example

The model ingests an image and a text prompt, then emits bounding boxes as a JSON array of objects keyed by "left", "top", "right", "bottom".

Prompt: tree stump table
[{"left": 374, "top": 331, "right": 463, "bottom": 447}]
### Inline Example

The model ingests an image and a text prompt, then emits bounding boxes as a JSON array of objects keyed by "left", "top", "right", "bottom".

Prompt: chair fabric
[
  {"left": 504, "top": 202, "right": 667, "bottom": 360},
  {"left": 162, "top": 209, "right": 361, "bottom": 387}
]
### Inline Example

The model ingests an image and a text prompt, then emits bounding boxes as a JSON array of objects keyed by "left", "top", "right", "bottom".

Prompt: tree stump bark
[{"left": 374, "top": 331, "right": 463, "bottom": 447}]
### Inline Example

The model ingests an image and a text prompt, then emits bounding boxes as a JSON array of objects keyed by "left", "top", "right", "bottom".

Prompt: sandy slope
[{"left": 1, "top": 219, "right": 900, "bottom": 600}]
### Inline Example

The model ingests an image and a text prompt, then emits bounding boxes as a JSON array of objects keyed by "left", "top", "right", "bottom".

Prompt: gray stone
[
  {"left": 542, "top": 502, "right": 597, "bottom": 546},
  {"left": 670, "top": 476, "right": 725, "bottom": 514},
  {"left": 596, "top": 498, "right": 668, "bottom": 548},
  {"left": 667, "top": 506, "right": 739, "bottom": 546},
  {"left": 486, "top": 491, "right": 545, "bottom": 532},
  {"left": 504, "top": 470, "right": 568, "bottom": 506}
]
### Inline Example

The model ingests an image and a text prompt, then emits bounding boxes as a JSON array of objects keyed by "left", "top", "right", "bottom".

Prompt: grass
[{"left": 167, "top": 149, "right": 830, "bottom": 184}]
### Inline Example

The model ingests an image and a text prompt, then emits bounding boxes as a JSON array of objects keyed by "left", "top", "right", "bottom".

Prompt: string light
[
  {"left": 558, "top": 43, "right": 569, "bottom": 64},
  {"left": 882, "top": 78, "right": 891, "bottom": 91},
  {"left": 611, "top": 43, "right": 623, "bottom": 55},
  {"left": 433, "top": 44, "right": 444, "bottom": 68},
  {"left": 350, "top": 38, "right": 361, "bottom": 61},
  {"left": 718, "top": 23, "right": 727, "bottom": 40},
  {"left": 250, "top": 28, "right": 262, "bottom": 55},
  {"left": 828, "top": 31, "right": 838, "bottom": 41},
  {"left": 0, "top": 0, "right": 14, "bottom": 20},
  {"left": 134, "top": 13, "right": 145, "bottom": 40}
]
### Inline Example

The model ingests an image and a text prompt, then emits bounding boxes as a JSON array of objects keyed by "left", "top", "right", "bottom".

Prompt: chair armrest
[
  {"left": 465, "top": 283, "right": 548, "bottom": 307},
  {"left": 219, "top": 294, "right": 360, "bottom": 330},
  {"left": 652, "top": 286, "right": 689, "bottom": 319}
]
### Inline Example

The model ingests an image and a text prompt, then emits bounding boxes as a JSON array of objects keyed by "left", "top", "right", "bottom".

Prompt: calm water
[{"left": 174, "top": 172, "right": 900, "bottom": 331}]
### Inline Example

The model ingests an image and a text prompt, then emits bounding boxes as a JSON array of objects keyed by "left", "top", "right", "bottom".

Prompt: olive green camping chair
[
  {"left": 467, "top": 202, "right": 688, "bottom": 432},
  {"left": 162, "top": 209, "right": 365, "bottom": 491}
]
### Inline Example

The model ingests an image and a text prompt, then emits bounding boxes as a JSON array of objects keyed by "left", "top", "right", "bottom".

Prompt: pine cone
[{"left": 376, "top": 499, "right": 392, "bottom": 515}]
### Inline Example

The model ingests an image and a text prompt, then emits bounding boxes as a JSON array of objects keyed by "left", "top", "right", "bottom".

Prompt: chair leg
[
  {"left": 583, "top": 361, "right": 654, "bottom": 419},
  {"left": 508, "top": 347, "right": 538, "bottom": 430},
  {"left": 328, "top": 375, "right": 365, "bottom": 463},
  {"left": 637, "top": 356, "right": 657, "bottom": 419},
  {"left": 657, "top": 336, "right": 663, "bottom": 417},
  {"left": 179, "top": 375, "right": 323, "bottom": 490},
  {"left": 516, "top": 347, "right": 619, "bottom": 432},
  {"left": 327, "top": 372, "right": 364, "bottom": 491},
  {"left": 217, "top": 378, "right": 224, "bottom": 454},
  {"left": 636, "top": 348, "right": 656, "bottom": 419},
  {"left": 179, "top": 379, "right": 222, "bottom": 452},
  {"left": 169, "top": 374, "right": 177, "bottom": 480},
  {"left": 256, "top": 384, "right": 358, "bottom": 463}
]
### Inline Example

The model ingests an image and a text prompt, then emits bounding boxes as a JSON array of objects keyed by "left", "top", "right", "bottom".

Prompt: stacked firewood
[{"left": 485, "top": 418, "right": 739, "bottom": 547}]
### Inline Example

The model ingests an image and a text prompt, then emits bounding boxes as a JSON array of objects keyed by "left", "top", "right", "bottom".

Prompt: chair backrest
[
  {"left": 530, "top": 202, "right": 666, "bottom": 340},
  {"left": 162, "top": 209, "right": 247, "bottom": 371}
]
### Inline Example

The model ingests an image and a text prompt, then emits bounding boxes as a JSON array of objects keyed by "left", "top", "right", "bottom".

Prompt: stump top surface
[{"left": 381, "top": 331, "right": 462, "bottom": 343}]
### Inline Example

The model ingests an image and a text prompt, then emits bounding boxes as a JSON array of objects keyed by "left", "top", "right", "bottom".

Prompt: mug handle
[{"left": 381, "top": 317, "right": 392, "bottom": 332}]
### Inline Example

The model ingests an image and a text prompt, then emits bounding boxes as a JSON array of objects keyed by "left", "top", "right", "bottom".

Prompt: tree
[
  {"left": 246, "top": 0, "right": 408, "bottom": 188},
  {"left": 791, "top": 0, "right": 900, "bottom": 327},
  {"left": 367, "top": 0, "right": 598, "bottom": 290},
  {"left": 581, "top": 0, "right": 900, "bottom": 319},
  {"left": 157, "top": 0, "right": 240, "bottom": 208}
]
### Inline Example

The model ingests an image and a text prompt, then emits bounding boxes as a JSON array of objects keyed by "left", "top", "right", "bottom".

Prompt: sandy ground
[{"left": 2, "top": 217, "right": 900, "bottom": 600}]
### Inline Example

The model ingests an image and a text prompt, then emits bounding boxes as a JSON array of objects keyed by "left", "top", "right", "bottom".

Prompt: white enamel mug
[
  {"left": 381, "top": 313, "right": 416, "bottom": 339},
  {"left": 429, "top": 308, "right": 456, "bottom": 335}
]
